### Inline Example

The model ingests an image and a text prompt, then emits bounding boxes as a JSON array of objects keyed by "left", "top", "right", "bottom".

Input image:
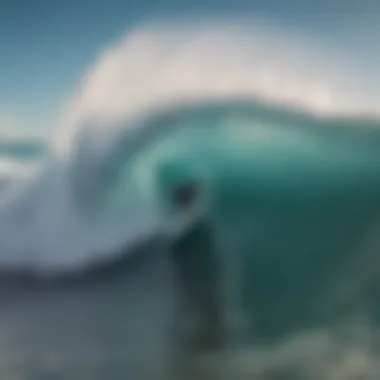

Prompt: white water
[{"left": 0, "top": 18, "right": 379, "bottom": 275}]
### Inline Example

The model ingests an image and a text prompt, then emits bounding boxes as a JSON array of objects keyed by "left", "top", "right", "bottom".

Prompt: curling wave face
[{"left": 0, "top": 19, "right": 380, "bottom": 276}]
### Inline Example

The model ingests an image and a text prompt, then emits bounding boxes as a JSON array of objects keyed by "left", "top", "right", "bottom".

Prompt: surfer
[{"left": 170, "top": 181, "right": 225, "bottom": 377}]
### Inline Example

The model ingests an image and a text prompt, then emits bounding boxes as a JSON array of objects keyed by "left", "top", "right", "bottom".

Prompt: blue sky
[{"left": 0, "top": 0, "right": 379, "bottom": 139}]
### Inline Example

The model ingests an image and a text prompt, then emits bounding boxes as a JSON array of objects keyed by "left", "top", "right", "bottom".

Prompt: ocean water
[{"left": 1, "top": 18, "right": 380, "bottom": 379}]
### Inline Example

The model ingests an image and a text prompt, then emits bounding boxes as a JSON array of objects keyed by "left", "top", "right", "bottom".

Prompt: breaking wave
[{"left": 0, "top": 18, "right": 379, "bottom": 278}]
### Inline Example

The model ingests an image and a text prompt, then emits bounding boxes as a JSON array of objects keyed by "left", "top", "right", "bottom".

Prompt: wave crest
[{"left": 57, "top": 18, "right": 380, "bottom": 155}]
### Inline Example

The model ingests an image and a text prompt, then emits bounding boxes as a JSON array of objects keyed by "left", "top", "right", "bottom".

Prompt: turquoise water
[
  {"left": 155, "top": 107, "right": 380, "bottom": 343},
  {"left": 1, "top": 101, "right": 380, "bottom": 379},
  {"left": 3, "top": 8, "right": 380, "bottom": 378}
]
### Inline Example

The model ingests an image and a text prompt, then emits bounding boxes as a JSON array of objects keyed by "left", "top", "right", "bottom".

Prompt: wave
[
  {"left": 0, "top": 138, "right": 45, "bottom": 160},
  {"left": 1, "top": 18, "right": 380, "bottom": 276}
]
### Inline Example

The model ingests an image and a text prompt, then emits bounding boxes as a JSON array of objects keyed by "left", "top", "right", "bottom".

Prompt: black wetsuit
[{"left": 171, "top": 218, "right": 224, "bottom": 351}]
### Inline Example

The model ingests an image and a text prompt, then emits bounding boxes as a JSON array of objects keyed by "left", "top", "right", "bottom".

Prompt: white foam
[{"left": 57, "top": 18, "right": 380, "bottom": 155}]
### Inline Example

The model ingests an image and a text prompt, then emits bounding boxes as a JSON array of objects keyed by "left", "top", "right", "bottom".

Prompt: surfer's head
[{"left": 172, "top": 181, "right": 199, "bottom": 209}]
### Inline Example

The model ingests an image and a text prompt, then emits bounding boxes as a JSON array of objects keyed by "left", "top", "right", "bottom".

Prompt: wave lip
[{"left": 60, "top": 18, "right": 380, "bottom": 154}]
